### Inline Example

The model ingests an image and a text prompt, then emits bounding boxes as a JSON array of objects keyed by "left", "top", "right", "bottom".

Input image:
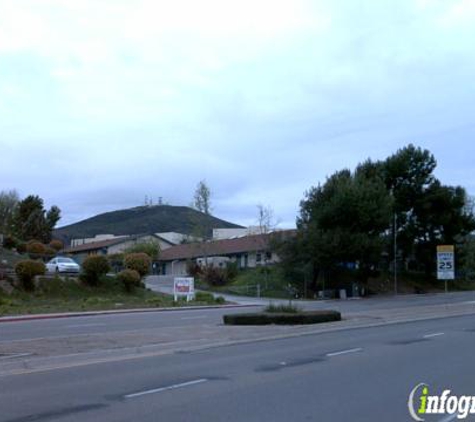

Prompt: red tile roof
[{"left": 159, "top": 230, "right": 295, "bottom": 261}]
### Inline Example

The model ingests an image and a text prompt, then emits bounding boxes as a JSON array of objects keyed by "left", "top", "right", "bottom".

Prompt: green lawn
[{"left": 199, "top": 267, "right": 294, "bottom": 299}]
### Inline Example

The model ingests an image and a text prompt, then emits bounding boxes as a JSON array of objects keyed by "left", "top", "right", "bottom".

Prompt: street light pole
[{"left": 394, "top": 213, "right": 397, "bottom": 295}]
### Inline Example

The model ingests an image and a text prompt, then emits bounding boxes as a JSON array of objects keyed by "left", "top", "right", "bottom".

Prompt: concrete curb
[{"left": 0, "top": 304, "right": 259, "bottom": 324}]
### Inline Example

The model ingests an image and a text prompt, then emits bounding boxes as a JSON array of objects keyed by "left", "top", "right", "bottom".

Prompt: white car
[{"left": 46, "top": 257, "right": 80, "bottom": 273}]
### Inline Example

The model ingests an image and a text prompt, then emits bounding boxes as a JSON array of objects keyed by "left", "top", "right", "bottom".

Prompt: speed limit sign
[{"left": 437, "top": 245, "right": 455, "bottom": 280}]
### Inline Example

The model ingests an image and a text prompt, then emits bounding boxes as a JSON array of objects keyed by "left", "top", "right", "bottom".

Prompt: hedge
[{"left": 223, "top": 310, "right": 341, "bottom": 325}]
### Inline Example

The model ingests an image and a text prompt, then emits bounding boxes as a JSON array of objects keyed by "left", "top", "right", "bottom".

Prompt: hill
[{"left": 54, "top": 205, "right": 243, "bottom": 243}]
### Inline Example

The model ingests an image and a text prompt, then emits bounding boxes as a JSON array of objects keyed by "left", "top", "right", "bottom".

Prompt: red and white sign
[{"left": 173, "top": 277, "right": 195, "bottom": 301}]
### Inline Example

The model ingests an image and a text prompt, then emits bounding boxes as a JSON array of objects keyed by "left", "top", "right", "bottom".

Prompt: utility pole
[{"left": 394, "top": 213, "right": 398, "bottom": 295}]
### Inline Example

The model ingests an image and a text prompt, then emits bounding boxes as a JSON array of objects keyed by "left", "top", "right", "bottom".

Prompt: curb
[{"left": 0, "top": 304, "right": 259, "bottom": 324}]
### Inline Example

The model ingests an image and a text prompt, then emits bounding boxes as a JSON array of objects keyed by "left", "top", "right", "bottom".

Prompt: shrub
[
  {"left": 117, "top": 269, "right": 142, "bottom": 292},
  {"left": 124, "top": 253, "right": 151, "bottom": 278},
  {"left": 49, "top": 239, "right": 63, "bottom": 252},
  {"left": 26, "top": 241, "right": 46, "bottom": 259},
  {"left": 223, "top": 310, "right": 341, "bottom": 325},
  {"left": 81, "top": 255, "right": 110, "bottom": 286},
  {"left": 186, "top": 260, "right": 202, "bottom": 277},
  {"left": 194, "top": 291, "right": 215, "bottom": 302},
  {"left": 124, "top": 241, "right": 160, "bottom": 260},
  {"left": 15, "top": 260, "right": 46, "bottom": 291},
  {"left": 264, "top": 303, "right": 301, "bottom": 313},
  {"left": 2, "top": 236, "right": 17, "bottom": 250},
  {"left": 16, "top": 242, "right": 26, "bottom": 253},
  {"left": 201, "top": 266, "right": 228, "bottom": 286},
  {"left": 215, "top": 296, "right": 226, "bottom": 305},
  {"left": 225, "top": 261, "right": 239, "bottom": 281},
  {"left": 43, "top": 246, "right": 56, "bottom": 259}
]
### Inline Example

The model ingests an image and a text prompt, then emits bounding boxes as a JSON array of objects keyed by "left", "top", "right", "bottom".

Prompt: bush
[
  {"left": 264, "top": 303, "right": 301, "bottom": 313},
  {"left": 223, "top": 310, "right": 341, "bottom": 325},
  {"left": 215, "top": 296, "right": 226, "bottom": 305},
  {"left": 49, "top": 239, "right": 63, "bottom": 252},
  {"left": 81, "top": 255, "right": 110, "bottom": 286},
  {"left": 186, "top": 260, "right": 202, "bottom": 277},
  {"left": 225, "top": 261, "right": 239, "bottom": 281},
  {"left": 117, "top": 269, "right": 142, "bottom": 292},
  {"left": 2, "top": 236, "right": 17, "bottom": 250},
  {"left": 26, "top": 241, "right": 46, "bottom": 259},
  {"left": 15, "top": 260, "right": 46, "bottom": 291},
  {"left": 124, "top": 253, "right": 151, "bottom": 278},
  {"left": 201, "top": 266, "right": 228, "bottom": 286},
  {"left": 124, "top": 241, "right": 160, "bottom": 260},
  {"left": 16, "top": 242, "right": 26, "bottom": 253},
  {"left": 194, "top": 291, "right": 215, "bottom": 302}
]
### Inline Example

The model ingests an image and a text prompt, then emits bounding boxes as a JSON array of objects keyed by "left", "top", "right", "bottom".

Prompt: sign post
[
  {"left": 173, "top": 277, "right": 195, "bottom": 302},
  {"left": 437, "top": 245, "right": 455, "bottom": 293}
]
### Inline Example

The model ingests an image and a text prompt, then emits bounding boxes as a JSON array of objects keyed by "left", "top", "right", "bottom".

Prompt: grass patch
[
  {"left": 223, "top": 310, "right": 341, "bottom": 325},
  {"left": 200, "top": 267, "right": 293, "bottom": 299},
  {"left": 0, "top": 275, "right": 223, "bottom": 316}
]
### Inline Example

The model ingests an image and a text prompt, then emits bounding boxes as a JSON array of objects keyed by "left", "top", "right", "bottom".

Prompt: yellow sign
[{"left": 437, "top": 245, "right": 454, "bottom": 253}]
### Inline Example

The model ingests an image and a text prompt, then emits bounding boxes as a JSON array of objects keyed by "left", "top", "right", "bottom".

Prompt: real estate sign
[
  {"left": 437, "top": 245, "right": 455, "bottom": 280},
  {"left": 173, "top": 277, "right": 195, "bottom": 301}
]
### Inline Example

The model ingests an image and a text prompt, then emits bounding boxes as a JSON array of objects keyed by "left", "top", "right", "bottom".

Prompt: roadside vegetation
[{"left": 0, "top": 274, "right": 224, "bottom": 316}]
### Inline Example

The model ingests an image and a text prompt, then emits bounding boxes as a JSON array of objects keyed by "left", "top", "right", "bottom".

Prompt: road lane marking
[
  {"left": 67, "top": 323, "right": 106, "bottom": 328},
  {"left": 326, "top": 348, "right": 363, "bottom": 357},
  {"left": 125, "top": 379, "right": 208, "bottom": 399},
  {"left": 0, "top": 353, "right": 32, "bottom": 360},
  {"left": 180, "top": 316, "right": 208, "bottom": 320},
  {"left": 423, "top": 332, "right": 445, "bottom": 339}
]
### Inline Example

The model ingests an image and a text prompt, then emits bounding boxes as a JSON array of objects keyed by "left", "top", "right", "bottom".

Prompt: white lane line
[
  {"left": 0, "top": 353, "right": 32, "bottom": 360},
  {"left": 438, "top": 413, "right": 459, "bottom": 422},
  {"left": 423, "top": 332, "right": 445, "bottom": 339},
  {"left": 326, "top": 348, "right": 363, "bottom": 357},
  {"left": 180, "top": 316, "right": 208, "bottom": 320},
  {"left": 67, "top": 323, "right": 106, "bottom": 328},
  {"left": 125, "top": 379, "right": 208, "bottom": 399}
]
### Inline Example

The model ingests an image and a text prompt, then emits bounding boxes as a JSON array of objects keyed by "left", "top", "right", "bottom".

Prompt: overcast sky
[{"left": 1, "top": 0, "right": 474, "bottom": 229}]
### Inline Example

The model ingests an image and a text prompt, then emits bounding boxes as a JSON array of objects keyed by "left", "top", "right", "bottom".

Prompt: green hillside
[{"left": 54, "top": 205, "right": 243, "bottom": 242}]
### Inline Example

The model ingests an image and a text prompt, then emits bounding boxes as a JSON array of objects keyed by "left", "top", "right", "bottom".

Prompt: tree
[
  {"left": 124, "top": 240, "right": 160, "bottom": 260},
  {"left": 191, "top": 180, "right": 213, "bottom": 268},
  {"left": 191, "top": 180, "right": 213, "bottom": 239},
  {"left": 296, "top": 168, "right": 393, "bottom": 289},
  {"left": 193, "top": 180, "right": 212, "bottom": 216},
  {"left": 0, "top": 189, "right": 19, "bottom": 236},
  {"left": 12, "top": 195, "right": 61, "bottom": 243}
]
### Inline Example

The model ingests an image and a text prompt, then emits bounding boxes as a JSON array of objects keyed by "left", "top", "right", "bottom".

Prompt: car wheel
[{"left": 55, "top": 266, "right": 59, "bottom": 273}]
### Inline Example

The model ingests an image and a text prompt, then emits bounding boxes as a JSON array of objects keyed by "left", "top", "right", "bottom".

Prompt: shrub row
[{"left": 223, "top": 310, "right": 341, "bottom": 325}]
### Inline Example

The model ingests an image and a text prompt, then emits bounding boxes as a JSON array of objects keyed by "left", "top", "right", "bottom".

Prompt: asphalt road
[
  {"left": 2, "top": 291, "right": 475, "bottom": 342},
  {"left": 2, "top": 314, "right": 475, "bottom": 422}
]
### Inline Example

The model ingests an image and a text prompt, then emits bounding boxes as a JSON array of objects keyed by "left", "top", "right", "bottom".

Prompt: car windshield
[{"left": 57, "top": 258, "right": 75, "bottom": 264}]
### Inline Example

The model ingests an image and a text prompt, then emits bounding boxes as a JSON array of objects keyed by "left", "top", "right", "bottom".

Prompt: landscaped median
[{"left": 223, "top": 305, "right": 341, "bottom": 325}]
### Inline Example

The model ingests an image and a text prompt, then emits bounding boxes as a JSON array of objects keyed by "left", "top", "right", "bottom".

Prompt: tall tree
[
  {"left": 0, "top": 189, "right": 19, "bottom": 236},
  {"left": 296, "top": 168, "right": 393, "bottom": 288},
  {"left": 12, "top": 195, "right": 61, "bottom": 243},
  {"left": 193, "top": 180, "right": 212, "bottom": 216}
]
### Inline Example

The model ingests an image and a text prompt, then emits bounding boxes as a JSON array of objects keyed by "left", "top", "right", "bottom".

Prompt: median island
[{"left": 223, "top": 304, "right": 341, "bottom": 325}]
